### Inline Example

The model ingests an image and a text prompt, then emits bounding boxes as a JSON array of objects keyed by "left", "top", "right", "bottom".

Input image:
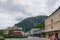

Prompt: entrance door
[{"left": 55, "top": 33, "right": 58, "bottom": 38}]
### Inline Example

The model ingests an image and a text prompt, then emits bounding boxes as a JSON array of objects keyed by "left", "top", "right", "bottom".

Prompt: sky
[{"left": 0, "top": 0, "right": 60, "bottom": 29}]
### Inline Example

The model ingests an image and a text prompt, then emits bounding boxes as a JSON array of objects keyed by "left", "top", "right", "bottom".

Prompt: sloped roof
[
  {"left": 45, "top": 7, "right": 60, "bottom": 20},
  {"left": 50, "top": 7, "right": 60, "bottom": 17}
]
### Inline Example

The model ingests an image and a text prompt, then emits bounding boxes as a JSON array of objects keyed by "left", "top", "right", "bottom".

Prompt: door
[{"left": 55, "top": 33, "right": 58, "bottom": 38}]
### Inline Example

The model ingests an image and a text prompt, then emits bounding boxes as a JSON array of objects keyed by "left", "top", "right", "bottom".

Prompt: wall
[{"left": 45, "top": 9, "right": 60, "bottom": 32}]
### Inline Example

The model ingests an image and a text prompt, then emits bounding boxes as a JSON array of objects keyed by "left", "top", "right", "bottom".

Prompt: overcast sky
[{"left": 0, "top": 0, "right": 60, "bottom": 29}]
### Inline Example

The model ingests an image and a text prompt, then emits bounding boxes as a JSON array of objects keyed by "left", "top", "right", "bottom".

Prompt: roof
[
  {"left": 45, "top": 7, "right": 60, "bottom": 20},
  {"left": 50, "top": 7, "right": 60, "bottom": 17}
]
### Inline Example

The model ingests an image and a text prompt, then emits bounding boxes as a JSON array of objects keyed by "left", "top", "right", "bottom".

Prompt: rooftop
[{"left": 45, "top": 7, "right": 60, "bottom": 20}]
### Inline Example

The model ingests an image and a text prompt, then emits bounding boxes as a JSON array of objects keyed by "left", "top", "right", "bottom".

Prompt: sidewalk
[{"left": 39, "top": 38, "right": 49, "bottom": 40}]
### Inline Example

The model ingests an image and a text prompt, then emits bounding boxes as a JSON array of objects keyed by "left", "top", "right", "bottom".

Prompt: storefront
[{"left": 45, "top": 30, "right": 60, "bottom": 40}]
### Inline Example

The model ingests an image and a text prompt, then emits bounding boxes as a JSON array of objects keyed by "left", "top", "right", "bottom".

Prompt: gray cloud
[
  {"left": 0, "top": 0, "right": 60, "bottom": 29},
  {"left": 0, "top": 0, "right": 32, "bottom": 16},
  {"left": 16, "top": 17, "right": 25, "bottom": 22},
  {"left": 47, "top": 0, "right": 59, "bottom": 7}
]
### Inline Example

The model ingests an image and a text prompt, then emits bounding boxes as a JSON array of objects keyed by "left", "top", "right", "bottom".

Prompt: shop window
[
  {"left": 48, "top": 34, "right": 50, "bottom": 38},
  {"left": 48, "top": 33, "right": 54, "bottom": 38}
]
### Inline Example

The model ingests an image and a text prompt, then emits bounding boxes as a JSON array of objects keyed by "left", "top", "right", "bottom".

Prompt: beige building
[
  {"left": 4, "top": 29, "right": 9, "bottom": 35},
  {"left": 45, "top": 7, "right": 60, "bottom": 39},
  {"left": 13, "top": 26, "right": 22, "bottom": 31},
  {"left": 4, "top": 26, "right": 23, "bottom": 35}
]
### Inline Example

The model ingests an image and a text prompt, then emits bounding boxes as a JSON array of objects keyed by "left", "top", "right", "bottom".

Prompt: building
[
  {"left": 13, "top": 26, "right": 23, "bottom": 36},
  {"left": 4, "top": 26, "right": 24, "bottom": 36},
  {"left": 33, "top": 27, "right": 45, "bottom": 37},
  {"left": 45, "top": 7, "right": 60, "bottom": 40},
  {"left": 4, "top": 27, "right": 14, "bottom": 35},
  {"left": 4, "top": 29, "right": 9, "bottom": 35},
  {"left": 30, "top": 28, "right": 45, "bottom": 37},
  {"left": 30, "top": 28, "right": 38, "bottom": 36}
]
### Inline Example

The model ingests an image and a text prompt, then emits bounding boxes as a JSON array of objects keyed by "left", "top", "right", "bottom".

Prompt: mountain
[{"left": 15, "top": 15, "right": 48, "bottom": 32}]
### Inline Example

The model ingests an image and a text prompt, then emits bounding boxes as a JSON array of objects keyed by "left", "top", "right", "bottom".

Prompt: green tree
[
  {"left": 33, "top": 22, "right": 45, "bottom": 28},
  {"left": 0, "top": 30, "right": 4, "bottom": 36},
  {"left": 8, "top": 29, "right": 13, "bottom": 36}
]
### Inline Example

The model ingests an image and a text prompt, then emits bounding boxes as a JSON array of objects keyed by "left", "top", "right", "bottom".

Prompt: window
[
  {"left": 51, "top": 25, "right": 53, "bottom": 29},
  {"left": 59, "top": 14, "right": 60, "bottom": 19},
  {"left": 51, "top": 19, "right": 53, "bottom": 22}
]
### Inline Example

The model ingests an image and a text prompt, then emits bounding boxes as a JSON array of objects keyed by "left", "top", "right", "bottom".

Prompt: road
[{"left": 5, "top": 37, "right": 48, "bottom": 40}]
